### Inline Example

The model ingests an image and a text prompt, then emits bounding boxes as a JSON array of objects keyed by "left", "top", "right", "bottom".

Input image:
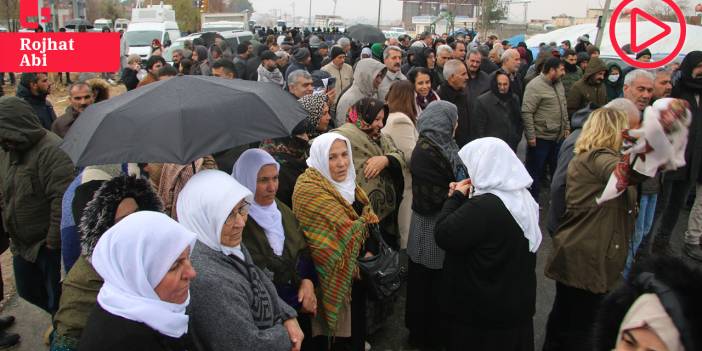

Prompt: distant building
[{"left": 401, "top": 0, "right": 479, "bottom": 32}]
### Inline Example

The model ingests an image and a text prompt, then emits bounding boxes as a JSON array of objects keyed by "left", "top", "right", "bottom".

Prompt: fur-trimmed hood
[
  {"left": 593, "top": 256, "right": 702, "bottom": 351},
  {"left": 79, "top": 175, "right": 163, "bottom": 258}
]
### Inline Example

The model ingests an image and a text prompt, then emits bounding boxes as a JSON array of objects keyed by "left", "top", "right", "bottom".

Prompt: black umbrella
[
  {"left": 64, "top": 19, "right": 93, "bottom": 30},
  {"left": 61, "top": 76, "right": 307, "bottom": 167},
  {"left": 346, "top": 24, "right": 386, "bottom": 44}
]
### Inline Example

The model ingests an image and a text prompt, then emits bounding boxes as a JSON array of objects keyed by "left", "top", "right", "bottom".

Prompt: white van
[
  {"left": 94, "top": 18, "right": 113, "bottom": 31},
  {"left": 126, "top": 21, "right": 181, "bottom": 60},
  {"left": 114, "top": 18, "right": 129, "bottom": 32}
]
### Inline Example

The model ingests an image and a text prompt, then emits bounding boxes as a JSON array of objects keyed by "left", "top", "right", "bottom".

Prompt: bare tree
[{"left": 645, "top": 0, "right": 692, "bottom": 20}]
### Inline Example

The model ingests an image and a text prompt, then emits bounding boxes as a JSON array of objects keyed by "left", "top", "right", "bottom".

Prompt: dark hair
[
  {"left": 237, "top": 42, "right": 249, "bottom": 54},
  {"left": 542, "top": 57, "right": 563, "bottom": 74},
  {"left": 157, "top": 64, "right": 178, "bottom": 78},
  {"left": 211, "top": 59, "right": 236, "bottom": 77},
  {"left": 210, "top": 45, "right": 223, "bottom": 56},
  {"left": 407, "top": 67, "right": 433, "bottom": 85},
  {"left": 563, "top": 49, "right": 577, "bottom": 58},
  {"left": 145, "top": 55, "right": 166, "bottom": 72},
  {"left": 20, "top": 72, "right": 47, "bottom": 88},
  {"left": 179, "top": 58, "right": 193, "bottom": 75},
  {"left": 449, "top": 41, "right": 465, "bottom": 51},
  {"left": 385, "top": 80, "right": 417, "bottom": 124},
  {"left": 68, "top": 82, "right": 92, "bottom": 95}
]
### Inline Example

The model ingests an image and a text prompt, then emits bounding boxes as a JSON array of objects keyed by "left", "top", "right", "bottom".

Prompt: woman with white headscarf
[
  {"left": 292, "top": 132, "right": 379, "bottom": 350},
  {"left": 232, "top": 149, "right": 317, "bottom": 346},
  {"left": 177, "top": 170, "right": 303, "bottom": 351},
  {"left": 78, "top": 211, "right": 197, "bottom": 351},
  {"left": 435, "top": 137, "right": 541, "bottom": 351}
]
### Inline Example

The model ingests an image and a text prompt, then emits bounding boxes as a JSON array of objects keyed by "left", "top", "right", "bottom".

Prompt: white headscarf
[
  {"left": 458, "top": 137, "right": 542, "bottom": 252},
  {"left": 232, "top": 149, "right": 286, "bottom": 256},
  {"left": 306, "top": 132, "right": 357, "bottom": 204},
  {"left": 92, "top": 211, "right": 197, "bottom": 338},
  {"left": 176, "top": 170, "right": 253, "bottom": 260}
]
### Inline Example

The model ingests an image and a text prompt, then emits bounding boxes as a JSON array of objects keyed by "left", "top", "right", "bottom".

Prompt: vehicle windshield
[{"left": 126, "top": 30, "right": 162, "bottom": 46}]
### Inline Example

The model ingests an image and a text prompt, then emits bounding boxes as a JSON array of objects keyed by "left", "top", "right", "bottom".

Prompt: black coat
[
  {"left": 438, "top": 81, "right": 471, "bottom": 147},
  {"left": 121, "top": 68, "right": 139, "bottom": 91},
  {"left": 480, "top": 58, "right": 499, "bottom": 75},
  {"left": 470, "top": 91, "right": 523, "bottom": 150},
  {"left": 15, "top": 83, "right": 56, "bottom": 130},
  {"left": 435, "top": 193, "right": 536, "bottom": 328},
  {"left": 667, "top": 86, "right": 702, "bottom": 182},
  {"left": 78, "top": 304, "right": 189, "bottom": 351},
  {"left": 410, "top": 136, "right": 456, "bottom": 216}
]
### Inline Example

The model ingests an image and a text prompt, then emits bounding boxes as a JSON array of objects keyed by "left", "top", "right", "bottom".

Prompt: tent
[{"left": 525, "top": 21, "right": 700, "bottom": 60}]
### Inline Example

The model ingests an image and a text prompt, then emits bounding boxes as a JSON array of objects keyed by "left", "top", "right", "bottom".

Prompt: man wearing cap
[
  {"left": 378, "top": 45, "right": 407, "bottom": 101},
  {"left": 322, "top": 45, "right": 353, "bottom": 109},
  {"left": 574, "top": 34, "right": 590, "bottom": 53},
  {"left": 310, "top": 36, "right": 329, "bottom": 71},
  {"left": 636, "top": 49, "right": 652, "bottom": 63},
  {"left": 257, "top": 50, "right": 285, "bottom": 87},
  {"left": 285, "top": 47, "right": 311, "bottom": 83}
]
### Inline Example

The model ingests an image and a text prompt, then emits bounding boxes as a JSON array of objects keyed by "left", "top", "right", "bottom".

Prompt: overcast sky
[{"left": 248, "top": 0, "right": 655, "bottom": 22}]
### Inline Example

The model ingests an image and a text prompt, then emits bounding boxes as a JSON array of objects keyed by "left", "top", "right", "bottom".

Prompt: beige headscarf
[{"left": 617, "top": 293, "right": 684, "bottom": 351}]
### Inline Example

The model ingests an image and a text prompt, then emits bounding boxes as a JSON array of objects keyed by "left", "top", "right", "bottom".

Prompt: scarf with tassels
[{"left": 291, "top": 167, "right": 378, "bottom": 332}]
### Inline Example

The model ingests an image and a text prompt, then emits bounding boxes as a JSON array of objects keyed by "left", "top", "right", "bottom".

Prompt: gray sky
[{"left": 249, "top": 0, "right": 641, "bottom": 22}]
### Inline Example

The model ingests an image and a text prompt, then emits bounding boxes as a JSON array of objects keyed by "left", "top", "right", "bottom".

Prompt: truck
[
  {"left": 128, "top": 2, "right": 181, "bottom": 59},
  {"left": 313, "top": 15, "right": 344, "bottom": 30},
  {"left": 200, "top": 12, "right": 250, "bottom": 32}
]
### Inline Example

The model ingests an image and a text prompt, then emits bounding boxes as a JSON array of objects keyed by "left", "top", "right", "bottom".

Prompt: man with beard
[
  {"left": 51, "top": 83, "right": 94, "bottom": 138},
  {"left": 434, "top": 45, "right": 453, "bottom": 86},
  {"left": 16, "top": 73, "right": 56, "bottom": 130},
  {"left": 211, "top": 59, "right": 237, "bottom": 79},
  {"left": 171, "top": 49, "right": 184, "bottom": 73},
  {"left": 652, "top": 52, "right": 702, "bottom": 260},
  {"left": 257, "top": 50, "right": 285, "bottom": 87},
  {"left": 561, "top": 49, "right": 582, "bottom": 96},
  {"left": 566, "top": 56, "right": 608, "bottom": 117},
  {"left": 653, "top": 67, "right": 673, "bottom": 101},
  {"left": 378, "top": 46, "right": 407, "bottom": 101},
  {"left": 522, "top": 57, "right": 569, "bottom": 201}
]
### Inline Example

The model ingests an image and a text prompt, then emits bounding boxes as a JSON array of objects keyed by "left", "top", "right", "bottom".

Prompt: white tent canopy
[{"left": 526, "top": 21, "right": 700, "bottom": 59}]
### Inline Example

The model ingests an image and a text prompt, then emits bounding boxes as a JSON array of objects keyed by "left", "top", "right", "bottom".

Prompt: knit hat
[
  {"left": 330, "top": 45, "right": 345, "bottom": 60},
  {"left": 293, "top": 47, "right": 311, "bottom": 62},
  {"left": 309, "top": 35, "right": 322, "bottom": 49},
  {"left": 636, "top": 48, "right": 652, "bottom": 60},
  {"left": 319, "top": 42, "right": 329, "bottom": 49},
  {"left": 371, "top": 43, "right": 384, "bottom": 60}
]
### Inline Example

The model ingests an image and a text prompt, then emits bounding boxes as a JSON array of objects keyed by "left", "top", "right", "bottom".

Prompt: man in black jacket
[
  {"left": 438, "top": 60, "right": 470, "bottom": 146},
  {"left": 16, "top": 73, "right": 56, "bottom": 130}
]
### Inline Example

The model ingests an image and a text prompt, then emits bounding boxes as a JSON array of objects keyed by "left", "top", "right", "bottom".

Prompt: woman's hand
[
  {"left": 283, "top": 318, "right": 304, "bottom": 351},
  {"left": 451, "top": 179, "right": 472, "bottom": 196},
  {"left": 297, "top": 279, "right": 317, "bottom": 315},
  {"left": 364, "top": 156, "right": 389, "bottom": 179}
]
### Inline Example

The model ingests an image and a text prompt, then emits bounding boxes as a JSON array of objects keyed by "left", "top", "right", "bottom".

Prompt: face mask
[{"left": 608, "top": 74, "right": 620, "bottom": 83}]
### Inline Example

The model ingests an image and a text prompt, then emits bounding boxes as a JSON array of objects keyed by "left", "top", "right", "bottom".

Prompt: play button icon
[
  {"left": 610, "top": 0, "right": 687, "bottom": 69},
  {"left": 629, "top": 7, "right": 672, "bottom": 53}
]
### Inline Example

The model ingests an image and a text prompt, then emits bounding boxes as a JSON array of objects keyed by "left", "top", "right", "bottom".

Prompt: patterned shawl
[{"left": 292, "top": 167, "right": 378, "bottom": 332}]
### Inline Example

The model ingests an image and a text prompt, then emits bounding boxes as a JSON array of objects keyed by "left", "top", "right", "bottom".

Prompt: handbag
[{"left": 357, "top": 223, "right": 402, "bottom": 300}]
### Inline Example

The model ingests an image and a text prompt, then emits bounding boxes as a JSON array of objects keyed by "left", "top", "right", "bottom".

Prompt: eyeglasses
[{"left": 225, "top": 200, "right": 250, "bottom": 225}]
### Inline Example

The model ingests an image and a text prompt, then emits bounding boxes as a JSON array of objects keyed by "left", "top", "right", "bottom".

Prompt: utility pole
[
  {"left": 377, "top": 0, "right": 382, "bottom": 28},
  {"left": 595, "top": 0, "right": 612, "bottom": 48},
  {"left": 332, "top": 0, "right": 337, "bottom": 17},
  {"left": 308, "top": 0, "right": 312, "bottom": 28}
]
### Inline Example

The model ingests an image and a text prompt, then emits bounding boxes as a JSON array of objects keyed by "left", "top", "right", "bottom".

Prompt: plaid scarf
[{"left": 292, "top": 168, "right": 378, "bottom": 331}]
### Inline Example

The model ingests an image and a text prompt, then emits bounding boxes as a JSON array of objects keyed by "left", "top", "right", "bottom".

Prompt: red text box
[{"left": 0, "top": 32, "right": 121, "bottom": 72}]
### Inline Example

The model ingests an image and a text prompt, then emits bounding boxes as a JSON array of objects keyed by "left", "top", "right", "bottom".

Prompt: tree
[
  {"left": 645, "top": 0, "right": 692, "bottom": 21},
  {"left": 164, "top": 0, "right": 200, "bottom": 32},
  {"left": 479, "top": 0, "right": 506, "bottom": 34},
  {"left": 101, "top": 0, "right": 125, "bottom": 23},
  {"left": 0, "top": 0, "right": 18, "bottom": 29},
  {"left": 229, "top": 0, "right": 252, "bottom": 12}
]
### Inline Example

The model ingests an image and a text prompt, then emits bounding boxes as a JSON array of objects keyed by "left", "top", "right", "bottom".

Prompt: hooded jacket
[
  {"left": 0, "top": 96, "right": 74, "bottom": 262},
  {"left": 412, "top": 47, "right": 442, "bottom": 90},
  {"left": 334, "top": 58, "right": 386, "bottom": 127},
  {"left": 567, "top": 57, "right": 608, "bottom": 117},
  {"left": 667, "top": 51, "right": 702, "bottom": 182},
  {"left": 15, "top": 82, "right": 57, "bottom": 130},
  {"left": 605, "top": 62, "right": 624, "bottom": 102}
]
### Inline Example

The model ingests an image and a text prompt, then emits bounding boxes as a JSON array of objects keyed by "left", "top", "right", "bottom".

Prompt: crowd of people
[{"left": 0, "top": 26, "right": 701, "bottom": 351}]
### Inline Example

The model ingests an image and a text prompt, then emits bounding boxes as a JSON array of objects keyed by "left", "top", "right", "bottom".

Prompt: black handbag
[{"left": 358, "top": 224, "right": 402, "bottom": 300}]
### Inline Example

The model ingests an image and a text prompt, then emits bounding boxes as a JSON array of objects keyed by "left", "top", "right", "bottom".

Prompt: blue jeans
[
  {"left": 623, "top": 193, "right": 658, "bottom": 278},
  {"left": 13, "top": 246, "right": 62, "bottom": 315},
  {"left": 525, "top": 139, "right": 561, "bottom": 202}
]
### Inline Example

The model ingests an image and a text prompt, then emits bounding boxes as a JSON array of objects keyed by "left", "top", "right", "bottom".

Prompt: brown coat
[
  {"left": 545, "top": 148, "right": 641, "bottom": 294},
  {"left": 51, "top": 106, "right": 79, "bottom": 138}
]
